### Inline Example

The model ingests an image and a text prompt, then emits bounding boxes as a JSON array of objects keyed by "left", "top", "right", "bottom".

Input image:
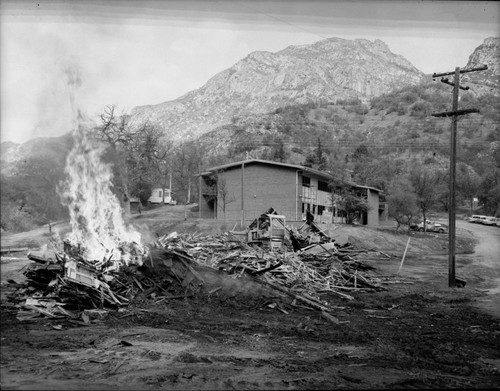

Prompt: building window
[
  {"left": 302, "top": 176, "right": 310, "bottom": 188},
  {"left": 302, "top": 203, "right": 305, "bottom": 213},
  {"left": 318, "top": 180, "right": 329, "bottom": 192},
  {"left": 312, "top": 204, "right": 316, "bottom": 214},
  {"left": 318, "top": 205, "right": 325, "bottom": 215}
]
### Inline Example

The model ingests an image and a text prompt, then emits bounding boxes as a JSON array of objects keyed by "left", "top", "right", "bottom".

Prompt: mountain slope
[
  {"left": 0, "top": 133, "right": 73, "bottom": 176},
  {"left": 197, "top": 78, "right": 499, "bottom": 190},
  {"left": 462, "top": 37, "right": 500, "bottom": 95},
  {"left": 130, "top": 37, "right": 425, "bottom": 141}
]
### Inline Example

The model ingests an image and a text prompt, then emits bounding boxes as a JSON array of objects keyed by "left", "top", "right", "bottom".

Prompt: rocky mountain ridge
[
  {"left": 129, "top": 37, "right": 425, "bottom": 141},
  {"left": 1, "top": 37, "right": 497, "bottom": 167},
  {"left": 462, "top": 37, "right": 500, "bottom": 95}
]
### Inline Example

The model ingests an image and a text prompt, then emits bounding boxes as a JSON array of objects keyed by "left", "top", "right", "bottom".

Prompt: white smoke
[{"left": 58, "top": 65, "right": 144, "bottom": 265}]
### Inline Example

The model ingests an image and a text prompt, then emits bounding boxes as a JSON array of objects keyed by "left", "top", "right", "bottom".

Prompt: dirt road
[
  {"left": 1, "top": 222, "right": 499, "bottom": 390},
  {"left": 456, "top": 220, "right": 500, "bottom": 318}
]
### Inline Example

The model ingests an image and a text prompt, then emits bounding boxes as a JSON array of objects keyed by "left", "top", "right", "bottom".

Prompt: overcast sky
[{"left": 1, "top": 0, "right": 499, "bottom": 144}]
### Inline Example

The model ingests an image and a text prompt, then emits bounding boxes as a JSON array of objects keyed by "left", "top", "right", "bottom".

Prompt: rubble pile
[
  {"left": 6, "top": 246, "right": 206, "bottom": 321},
  {"left": 153, "top": 231, "right": 383, "bottom": 302},
  {"left": 6, "top": 226, "right": 383, "bottom": 322}
]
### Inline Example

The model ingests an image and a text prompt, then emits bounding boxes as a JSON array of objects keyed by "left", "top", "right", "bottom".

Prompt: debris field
[{"left": 5, "top": 224, "right": 387, "bottom": 324}]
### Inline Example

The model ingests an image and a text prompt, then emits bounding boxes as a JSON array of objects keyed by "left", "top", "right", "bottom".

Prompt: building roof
[
  {"left": 199, "top": 159, "right": 383, "bottom": 193},
  {"left": 355, "top": 184, "right": 385, "bottom": 193},
  {"left": 199, "top": 158, "right": 325, "bottom": 177}
]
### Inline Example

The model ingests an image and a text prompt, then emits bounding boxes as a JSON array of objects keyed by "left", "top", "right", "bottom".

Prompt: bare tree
[
  {"left": 152, "top": 140, "right": 174, "bottom": 203},
  {"left": 387, "top": 177, "right": 419, "bottom": 234},
  {"left": 99, "top": 105, "right": 137, "bottom": 147},
  {"left": 214, "top": 170, "right": 235, "bottom": 220},
  {"left": 171, "top": 141, "right": 204, "bottom": 206},
  {"left": 456, "top": 162, "right": 481, "bottom": 216},
  {"left": 97, "top": 105, "right": 169, "bottom": 214},
  {"left": 326, "top": 149, "right": 353, "bottom": 223},
  {"left": 97, "top": 105, "right": 137, "bottom": 215},
  {"left": 126, "top": 123, "right": 169, "bottom": 205},
  {"left": 409, "top": 163, "right": 439, "bottom": 232}
]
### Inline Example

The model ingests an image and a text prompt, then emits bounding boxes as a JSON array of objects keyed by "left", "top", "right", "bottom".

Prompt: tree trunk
[{"left": 122, "top": 187, "right": 131, "bottom": 217}]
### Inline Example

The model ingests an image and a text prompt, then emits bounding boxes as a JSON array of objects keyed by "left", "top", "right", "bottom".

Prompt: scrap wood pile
[
  {"left": 6, "top": 241, "right": 211, "bottom": 322},
  {"left": 152, "top": 231, "right": 384, "bottom": 302},
  {"left": 6, "top": 228, "right": 383, "bottom": 322}
]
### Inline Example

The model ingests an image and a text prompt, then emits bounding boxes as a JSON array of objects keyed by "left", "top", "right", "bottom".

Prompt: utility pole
[
  {"left": 241, "top": 162, "right": 245, "bottom": 228},
  {"left": 431, "top": 65, "right": 487, "bottom": 288}
]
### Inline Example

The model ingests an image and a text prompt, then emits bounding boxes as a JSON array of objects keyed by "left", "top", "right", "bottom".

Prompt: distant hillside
[
  {"left": 197, "top": 81, "right": 499, "bottom": 192},
  {"left": 462, "top": 37, "right": 500, "bottom": 96},
  {"left": 1, "top": 134, "right": 74, "bottom": 231},
  {"left": 130, "top": 37, "right": 425, "bottom": 141},
  {"left": 1, "top": 133, "right": 73, "bottom": 176}
]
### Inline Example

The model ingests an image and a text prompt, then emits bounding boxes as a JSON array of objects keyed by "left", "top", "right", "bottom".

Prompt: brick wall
[
  {"left": 214, "top": 163, "right": 299, "bottom": 223},
  {"left": 199, "top": 161, "right": 381, "bottom": 227},
  {"left": 366, "top": 188, "right": 380, "bottom": 226}
]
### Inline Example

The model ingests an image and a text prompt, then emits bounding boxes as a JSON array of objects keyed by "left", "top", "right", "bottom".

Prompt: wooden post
[
  {"left": 398, "top": 236, "right": 411, "bottom": 274},
  {"left": 241, "top": 162, "right": 245, "bottom": 228},
  {"left": 448, "top": 67, "right": 460, "bottom": 288}
]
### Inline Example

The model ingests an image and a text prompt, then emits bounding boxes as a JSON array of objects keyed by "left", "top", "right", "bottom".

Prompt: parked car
[
  {"left": 411, "top": 220, "right": 447, "bottom": 233},
  {"left": 470, "top": 215, "right": 488, "bottom": 223},
  {"left": 482, "top": 216, "right": 499, "bottom": 226}
]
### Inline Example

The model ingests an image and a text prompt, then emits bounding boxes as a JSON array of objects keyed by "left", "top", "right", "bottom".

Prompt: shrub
[
  {"left": 0, "top": 202, "right": 37, "bottom": 232},
  {"left": 387, "top": 102, "right": 407, "bottom": 116},
  {"left": 410, "top": 100, "right": 432, "bottom": 117},
  {"left": 402, "top": 92, "right": 418, "bottom": 105}
]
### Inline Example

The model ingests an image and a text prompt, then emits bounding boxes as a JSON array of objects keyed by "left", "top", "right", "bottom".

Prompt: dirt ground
[{"left": 1, "top": 209, "right": 500, "bottom": 390}]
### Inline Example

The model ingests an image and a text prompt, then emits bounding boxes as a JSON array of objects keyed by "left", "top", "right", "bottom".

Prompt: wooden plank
[
  {"left": 321, "top": 310, "right": 340, "bottom": 324},
  {"left": 181, "top": 271, "right": 195, "bottom": 287}
]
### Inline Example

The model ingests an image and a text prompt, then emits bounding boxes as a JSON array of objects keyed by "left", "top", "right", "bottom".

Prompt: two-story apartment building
[{"left": 198, "top": 159, "right": 386, "bottom": 227}]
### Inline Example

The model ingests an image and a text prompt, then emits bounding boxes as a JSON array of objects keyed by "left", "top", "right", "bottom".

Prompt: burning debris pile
[{"left": 6, "top": 227, "right": 384, "bottom": 322}]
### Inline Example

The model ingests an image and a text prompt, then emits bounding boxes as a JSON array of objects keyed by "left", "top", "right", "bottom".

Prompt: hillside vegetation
[
  {"left": 2, "top": 81, "right": 499, "bottom": 232},
  {"left": 200, "top": 81, "right": 499, "bottom": 208}
]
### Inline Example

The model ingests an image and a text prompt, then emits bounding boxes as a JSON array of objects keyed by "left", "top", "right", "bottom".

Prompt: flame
[{"left": 57, "top": 65, "right": 144, "bottom": 267}]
